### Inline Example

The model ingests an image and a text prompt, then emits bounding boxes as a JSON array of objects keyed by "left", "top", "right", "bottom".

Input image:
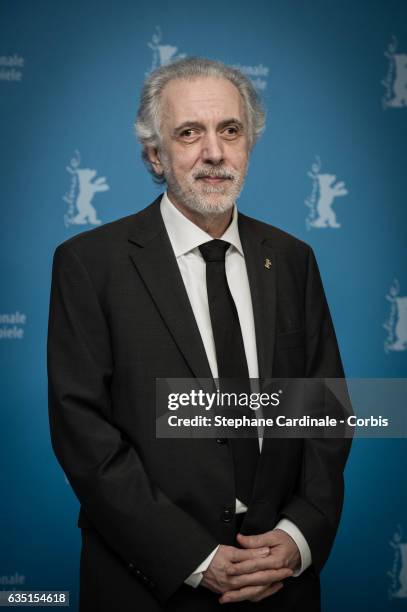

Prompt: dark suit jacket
[{"left": 47, "top": 194, "right": 351, "bottom": 611}]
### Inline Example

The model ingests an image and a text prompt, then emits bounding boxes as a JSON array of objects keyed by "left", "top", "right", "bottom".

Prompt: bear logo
[
  {"left": 63, "top": 151, "right": 109, "bottom": 227},
  {"left": 305, "top": 157, "right": 348, "bottom": 230}
]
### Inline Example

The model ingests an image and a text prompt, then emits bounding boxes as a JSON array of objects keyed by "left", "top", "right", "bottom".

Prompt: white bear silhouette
[
  {"left": 71, "top": 168, "right": 109, "bottom": 225},
  {"left": 390, "top": 533, "right": 407, "bottom": 598},
  {"left": 389, "top": 297, "right": 407, "bottom": 351},
  {"left": 309, "top": 173, "right": 348, "bottom": 228},
  {"left": 395, "top": 543, "right": 407, "bottom": 597},
  {"left": 387, "top": 53, "right": 407, "bottom": 108},
  {"left": 148, "top": 26, "right": 186, "bottom": 70}
]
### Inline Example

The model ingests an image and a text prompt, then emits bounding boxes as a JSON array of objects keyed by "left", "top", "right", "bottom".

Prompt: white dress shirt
[{"left": 160, "top": 191, "right": 312, "bottom": 587}]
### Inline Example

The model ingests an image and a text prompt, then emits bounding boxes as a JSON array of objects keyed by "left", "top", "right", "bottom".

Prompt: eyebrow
[{"left": 173, "top": 118, "right": 244, "bottom": 136}]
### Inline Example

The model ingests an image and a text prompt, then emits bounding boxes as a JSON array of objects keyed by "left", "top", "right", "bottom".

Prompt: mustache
[{"left": 193, "top": 169, "right": 236, "bottom": 180}]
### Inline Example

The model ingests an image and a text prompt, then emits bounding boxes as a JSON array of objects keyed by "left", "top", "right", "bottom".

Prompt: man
[{"left": 47, "top": 57, "right": 351, "bottom": 611}]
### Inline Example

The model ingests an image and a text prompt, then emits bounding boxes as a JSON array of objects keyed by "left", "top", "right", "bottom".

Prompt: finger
[
  {"left": 236, "top": 533, "right": 267, "bottom": 548},
  {"left": 227, "top": 555, "right": 286, "bottom": 575},
  {"left": 237, "top": 530, "right": 283, "bottom": 548},
  {"left": 251, "top": 582, "right": 284, "bottom": 602},
  {"left": 219, "top": 582, "right": 283, "bottom": 604},
  {"left": 229, "top": 546, "right": 269, "bottom": 562},
  {"left": 228, "top": 568, "right": 293, "bottom": 589},
  {"left": 236, "top": 532, "right": 283, "bottom": 549},
  {"left": 219, "top": 585, "right": 267, "bottom": 604}
]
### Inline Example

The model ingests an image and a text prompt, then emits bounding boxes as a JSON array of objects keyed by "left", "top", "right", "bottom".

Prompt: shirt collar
[{"left": 160, "top": 190, "right": 244, "bottom": 258}]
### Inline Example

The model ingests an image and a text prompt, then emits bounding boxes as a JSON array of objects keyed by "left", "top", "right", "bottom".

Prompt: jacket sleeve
[
  {"left": 278, "top": 246, "right": 352, "bottom": 574},
  {"left": 47, "top": 243, "right": 218, "bottom": 604}
]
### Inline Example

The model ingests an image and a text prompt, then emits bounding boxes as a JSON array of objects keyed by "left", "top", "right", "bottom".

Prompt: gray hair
[{"left": 134, "top": 56, "right": 266, "bottom": 183}]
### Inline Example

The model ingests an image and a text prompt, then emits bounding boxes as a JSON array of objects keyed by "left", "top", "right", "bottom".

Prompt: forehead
[{"left": 160, "top": 76, "right": 246, "bottom": 126}]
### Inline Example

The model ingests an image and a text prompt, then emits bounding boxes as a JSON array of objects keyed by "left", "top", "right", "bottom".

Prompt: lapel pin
[{"left": 264, "top": 258, "right": 272, "bottom": 270}]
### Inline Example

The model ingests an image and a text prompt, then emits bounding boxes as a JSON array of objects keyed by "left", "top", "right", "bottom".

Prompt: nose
[{"left": 201, "top": 131, "right": 224, "bottom": 165}]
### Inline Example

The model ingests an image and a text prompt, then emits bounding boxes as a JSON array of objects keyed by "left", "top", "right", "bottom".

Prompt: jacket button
[
  {"left": 221, "top": 508, "right": 233, "bottom": 522},
  {"left": 128, "top": 562, "right": 135, "bottom": 571},
  {"left": 216, "top": 438, "right": 227, "bottom": 444}
]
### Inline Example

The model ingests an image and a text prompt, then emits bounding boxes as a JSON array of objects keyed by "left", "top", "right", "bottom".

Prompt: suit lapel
[
  {"left": 238, "top": 213, "right": 277, "bottom": 383},
  {"left": 127, "top": 196, "right": 213, "bottom": 380}
]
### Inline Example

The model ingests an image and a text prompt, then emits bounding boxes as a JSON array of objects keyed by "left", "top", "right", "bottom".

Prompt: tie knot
[{"left": 199, "top": 240, "right": 230, "bottom": 263}]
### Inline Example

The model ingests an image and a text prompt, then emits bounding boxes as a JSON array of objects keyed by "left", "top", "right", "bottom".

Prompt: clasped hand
[{"left": 201, "top": 529, "right": 300, "bottom": 604}]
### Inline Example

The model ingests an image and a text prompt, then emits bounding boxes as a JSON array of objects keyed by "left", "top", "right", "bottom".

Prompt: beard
[{"left": 160, "top": 154, "right": 247, "bottom": 215}]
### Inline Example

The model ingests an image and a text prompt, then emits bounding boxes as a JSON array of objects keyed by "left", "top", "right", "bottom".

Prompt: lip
[{"left": 197, "top": 177, "right": 228, "bottom": 183}]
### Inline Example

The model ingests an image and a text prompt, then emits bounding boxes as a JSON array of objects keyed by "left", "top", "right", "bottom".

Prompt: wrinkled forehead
[{"left": 159, "top": 76, "right": 247, "bottom": 129}]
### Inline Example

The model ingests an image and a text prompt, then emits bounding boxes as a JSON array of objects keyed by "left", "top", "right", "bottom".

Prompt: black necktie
[{"left": 199, "top": 239, "right": 259, "bottom": 505}]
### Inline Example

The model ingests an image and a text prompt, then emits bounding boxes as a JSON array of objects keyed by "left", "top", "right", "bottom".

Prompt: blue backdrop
[{"left": 1, "top": 1, "right": 406, "bottom": 610}]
